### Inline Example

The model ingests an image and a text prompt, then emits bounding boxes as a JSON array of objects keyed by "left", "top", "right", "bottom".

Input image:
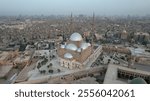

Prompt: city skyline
[{"left": 0, "top": 0, "right": 150, "bottom": 16}]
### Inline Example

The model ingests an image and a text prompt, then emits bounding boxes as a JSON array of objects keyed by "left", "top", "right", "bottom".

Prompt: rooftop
[
  {"left": 0, "top": 64, "right": 13, "bottom": 78},
  {"left": 0, "top": 52, "right": 9, "bottom": 61},
  {"left": 104, "top": 64, "right": 150, "bottom": 84}
]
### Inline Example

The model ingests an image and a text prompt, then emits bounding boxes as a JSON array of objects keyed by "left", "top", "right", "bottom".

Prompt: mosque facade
[{"left": 57, "top": 32, "right": 96, "bottom": 69}]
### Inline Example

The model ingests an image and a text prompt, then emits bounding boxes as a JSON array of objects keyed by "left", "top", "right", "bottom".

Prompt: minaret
[
  {"left": 69, "top": 13, "right": 74, "bottom": 34},
  {"left": 92, "top": 13, "right": 95, "bottom": 30},
  {"left": 91, "top": 13, "right": 95, "bottom": 45}
]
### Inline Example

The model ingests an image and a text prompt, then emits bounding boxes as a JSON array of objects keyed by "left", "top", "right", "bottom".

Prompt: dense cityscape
[{"left": 0, "top": 14, "right": 150, "bottom": 84}]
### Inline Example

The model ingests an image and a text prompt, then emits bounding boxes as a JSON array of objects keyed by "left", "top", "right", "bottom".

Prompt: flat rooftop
[
  {"left": 0, "top": 52, "right": 9, "bottom": 61},
  {"left": 104, "top": 64, "right": 126, "bottom": 84},
  {"left": 14, "top": 56, "right": 30, "bottom": 63},
  {"left": 0, "top": 64, "right": 13, "bottom": 78},
  {"left": 71, "top": 77, "right": 99, "bottom": 84},
  {"left": 104, "top": 64, "right": 150, "bottom": 84}
]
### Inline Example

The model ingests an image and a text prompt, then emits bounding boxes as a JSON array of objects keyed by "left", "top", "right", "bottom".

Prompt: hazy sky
[{"left": 0, "top": 0, "right": 150, "bottom": 16}]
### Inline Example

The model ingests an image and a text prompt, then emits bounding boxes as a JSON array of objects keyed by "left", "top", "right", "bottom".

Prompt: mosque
[{"left": 57, "top": 32, "right": 102, "bottom": 69}]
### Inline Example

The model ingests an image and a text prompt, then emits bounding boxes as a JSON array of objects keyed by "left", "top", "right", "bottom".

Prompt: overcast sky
[{"left": 0, "top": 0, "right": 150, "bottom": 16}]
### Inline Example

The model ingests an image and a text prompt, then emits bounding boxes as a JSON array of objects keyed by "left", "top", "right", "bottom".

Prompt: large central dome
[{"left": 70, "top": 32, "right": 82, "bottom": 41}]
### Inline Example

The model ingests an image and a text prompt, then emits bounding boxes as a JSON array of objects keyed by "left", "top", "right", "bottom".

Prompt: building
[
  {"left": 121, "top": 30, "right": 128, "bottom": 41},
  {"left": 57, "top": 32, "right": 92, "bottom": 69},
  {"left": 0, "top": 51, "right": 18, "bottom": 65},
  {"left": 104, "top": 64, "right": 150, "bottom": 84},
  {"left": 134, "top": 32, "right": 150, "bottom": 44},
  {"left": 57, "top": 32, "right": 103, "bottom": 69},
  {"left": 14, "top": 51, "right": 31, "bottom": 65}
]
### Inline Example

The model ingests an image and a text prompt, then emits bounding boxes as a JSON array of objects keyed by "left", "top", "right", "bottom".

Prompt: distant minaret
[
  {"left": 92, "top": 13, "right": 95, "bottom": 29},
  {"left": 69, "top": 13, "right": 74, "bottom": 34},
  {"left": 91, "top": 13, "right": 95, "bottom": 44}
]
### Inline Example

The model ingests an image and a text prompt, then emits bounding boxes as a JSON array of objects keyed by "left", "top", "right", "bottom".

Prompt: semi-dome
[
  {"left": 64, "top": 53, "right": 73, "bottom": 59},
  {"left": 80, "top": 42, "right": 89, "bottom": 50},
  {"left": 70, "top": 32, "right": 82, "bottom": 41},
  {"left": 66, "top": 43, "right": 77, "bottom": 51}
]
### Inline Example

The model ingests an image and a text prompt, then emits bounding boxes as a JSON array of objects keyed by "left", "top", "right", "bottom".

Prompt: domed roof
[
  {"left": 66, "top": 43, "right": 77, "bottom": 51},
  {"left": 60, "top": 44, "right": 65, "bottom": 48},
  {"left": 64, "top": 53, "right": 73, "bottom": 59},
  {"left": 77, "top": 48, "right": 82, "bottom": 52},
  {"left": 80, "top": 42, "right": 89, "bottom": 50},
  {"left": 129, "top": 77, "right": 147, "bottom": 84},
  {"left": 122, "top": 30, "right": 127, "bottom": 34},
  {"left": 70, "top": 32, "right": 82, "bottom": 41},
  {"left": 88, "top": 43, "right": 91, "bottom": 46}
]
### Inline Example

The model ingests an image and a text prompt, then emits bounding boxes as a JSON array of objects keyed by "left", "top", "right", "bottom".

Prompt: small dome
[
  {"left": 87, "top": 43, "right": 91, "bottom": 46},
  {"left": 80, "top": 42, "right": 89, "bottom": 50},
  {"left": 64, "top": 53, "right": 73, "bottom": 59},
  {"left": 66, "top": 43, "right": 77, "bottom": 51},
  {"left": 60, "top": 44, "right": 65, "bottom": 48},
  {"left": 122, "top": 30, "right": 127, "bottom": 34},
  {"left": 129, "top": 77, "right": 147, "bottom": 84},
  {"left": 77, "top": 48, "right": 81, "bottom": 52},
  {"left": 70, "top": 32, "right": 82, "bottom": 41}
]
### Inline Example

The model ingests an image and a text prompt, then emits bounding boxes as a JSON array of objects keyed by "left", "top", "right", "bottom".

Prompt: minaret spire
[
  {"left": 69, "top": 12, "right": 74, "bottom": 34},
  {"left": 91, "top": 12, "right": 95, "bottom": 44},
  {"left": 92, "top": 12, "right": 95, "bottom": 29}
]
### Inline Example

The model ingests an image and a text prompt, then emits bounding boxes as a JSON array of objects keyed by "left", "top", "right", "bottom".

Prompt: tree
[
  {"left": 39, "top": 70, "right": 46, "bottom": 74},
  {"left": 41, "top": 58, "right": 48, "bottom": 65},
  {"left": 142, "top": 40, "right": 148, "bottom": 46},
  {"left": 49, "top": 63, "right": 53, "bottom": 67},
  {"left": 110, "top": 56, "right": 113, "bottom": 58},
  {"left": 108, "top": 59, "right": 111, "bottom": 64},
  {"left": 121, "top": 56, "right": 125, "bottom": 60},
  {"left": 57, "top": 69, "right": 61, "bottom": 73},
  {"left": 39, "top": 70, "right": 43, "bottom": 74},
  {"left": 48, "top": 69, "right": 53, "bottom": 73},
  {"left": 42, "top": 70, "right": 46, "bottom": 74},
  {"left": 52, "top": 55, "right": 55, "bottom": 58},
  {"left": 47, "top": 65, "right": 50, "bottom": 68},
  {"left": 37, "top": 63, "right": 41, "bottom": 69}
]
